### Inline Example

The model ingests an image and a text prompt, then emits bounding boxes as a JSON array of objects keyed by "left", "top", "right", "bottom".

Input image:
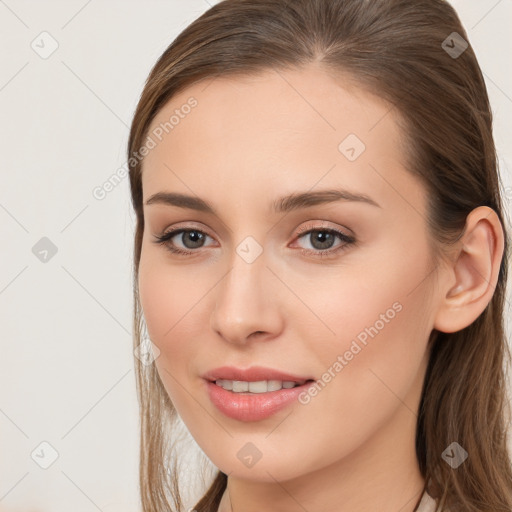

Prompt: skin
[{"left": 137, "top": 62, "right": 504, "bottom": 512}]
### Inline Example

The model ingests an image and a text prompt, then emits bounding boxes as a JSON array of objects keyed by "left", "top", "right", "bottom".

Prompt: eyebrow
[{"left": 144, "top": 188, "right": 381, "bottom": 214}]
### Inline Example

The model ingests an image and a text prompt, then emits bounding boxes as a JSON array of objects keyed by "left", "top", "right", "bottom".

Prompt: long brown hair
[{"left": 127, "top": 1, "right": 512, "bottom": 510}]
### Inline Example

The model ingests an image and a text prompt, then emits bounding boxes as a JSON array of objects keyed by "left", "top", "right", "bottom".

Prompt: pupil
[
  {"left": 183, "top": 231, "right": 204, "bottom": 248},
  {"left": 311, "top": 231, "right": 334, "bottom": 250}
]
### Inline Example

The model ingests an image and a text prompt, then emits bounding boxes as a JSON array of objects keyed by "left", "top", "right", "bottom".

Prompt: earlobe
[{"left": 433, "top": 206, "right": 504, "bottom": 334}]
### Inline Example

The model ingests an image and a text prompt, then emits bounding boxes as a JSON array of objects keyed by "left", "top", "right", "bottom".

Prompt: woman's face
[{"left": 138, "top": 63, "right": 441, "bottom": 482}]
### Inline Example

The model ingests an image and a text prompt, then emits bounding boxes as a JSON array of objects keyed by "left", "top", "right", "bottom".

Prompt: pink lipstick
[{"left": 203, "top": 366, "right": 315, "bottom": 422}]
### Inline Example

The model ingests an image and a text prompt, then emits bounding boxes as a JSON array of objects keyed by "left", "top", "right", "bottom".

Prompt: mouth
[{"left": 203, "top": 369, "right": 316, "bottom": 422}]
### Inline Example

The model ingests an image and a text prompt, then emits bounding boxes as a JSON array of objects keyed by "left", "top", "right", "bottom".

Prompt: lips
[{"left": 202, "top": 365, "right": 315, "bottom": 422}]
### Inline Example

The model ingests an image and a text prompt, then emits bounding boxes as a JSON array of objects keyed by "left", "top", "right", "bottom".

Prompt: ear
[{"left": 433, "top": 206, "right": 505, "bottom": 333}]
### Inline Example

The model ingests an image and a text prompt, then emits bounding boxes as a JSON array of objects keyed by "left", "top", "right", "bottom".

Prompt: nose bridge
[{"left": 210, "top": 242, "right": 282, "bottom": 343}]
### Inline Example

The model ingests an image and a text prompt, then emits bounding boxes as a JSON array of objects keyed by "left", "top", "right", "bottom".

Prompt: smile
[{"left": 206, "top": 378, "right": 315, "bottom": 422}]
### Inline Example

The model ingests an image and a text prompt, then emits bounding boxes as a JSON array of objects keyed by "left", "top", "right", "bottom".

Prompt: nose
[{"left": 210, "top": 248, "right": 284, "bottom": 345}]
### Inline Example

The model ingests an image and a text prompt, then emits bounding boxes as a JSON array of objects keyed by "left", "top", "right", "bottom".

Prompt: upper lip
[{"left": 203, "top": 365, "right": 314, "bottom": 383}]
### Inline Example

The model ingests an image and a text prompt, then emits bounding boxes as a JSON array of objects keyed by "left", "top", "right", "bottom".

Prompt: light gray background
[{"left": 1, "top": 1, "right": 511, "bottom": 511}]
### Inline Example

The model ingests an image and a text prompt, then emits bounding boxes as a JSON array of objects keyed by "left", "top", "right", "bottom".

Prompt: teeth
[
  {"left": 215, "top": 379, "right": 304, "bottom": 393},
  {"left": 267, "top": 380, "right": 282, "bottom": 391},
  {"left": 249, "top": 380, "right": 267, "bottom": 393},
  {"left": 232, "top": 380, "right": 248, "bottom": 392}
]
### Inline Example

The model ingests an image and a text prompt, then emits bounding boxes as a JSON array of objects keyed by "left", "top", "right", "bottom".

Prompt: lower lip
[{"left": 206, "top": 380, "right": 313, "bottom": 422}]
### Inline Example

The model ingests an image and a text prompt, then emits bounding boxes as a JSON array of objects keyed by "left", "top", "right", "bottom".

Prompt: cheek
[
  {"left": 137, "top": 261, "right": 195, "bottom": 415},
  {"left": 137, "top": 252, "right": 199, "bottom": 386},
  {"left": 296, "top": 242, "right": 433, "bottom": 431},
  {"left": 138, "top": 245, "right": 206, "bottom": 342},
  {"left": 137, "top": 248, "right": 221, "bottom": 405},
  {"left": 295, "top": 245, "right": 433, "bottom": 365},
  {"left": 138, "top": 261, "right": 222, "bottom": 446},
  {"left": 295, "top": 278, "right": 430, "bottom": 426},
  {"left": 300, "top": 231, "right": 431, "bottom": 373}
]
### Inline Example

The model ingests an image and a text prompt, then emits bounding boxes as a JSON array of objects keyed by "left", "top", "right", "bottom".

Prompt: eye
[
  {"left": 293, "top": 223, "right": 356, "bottom": 258},
  {"left": 152, "top": 228, "right": 215, "bottom": 255}
]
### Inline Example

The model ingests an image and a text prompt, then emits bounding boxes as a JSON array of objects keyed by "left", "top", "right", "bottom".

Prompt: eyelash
[{"left": 152, "top": 223, "right": 356, "bottom": 259}]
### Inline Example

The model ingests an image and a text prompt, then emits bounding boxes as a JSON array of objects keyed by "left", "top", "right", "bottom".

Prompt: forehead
[
  {"left": 145, "top": 63, "right": 402, "bottom": 146},
  {"left": 140, "top": 63, "right": 420, "bottom": 212}
]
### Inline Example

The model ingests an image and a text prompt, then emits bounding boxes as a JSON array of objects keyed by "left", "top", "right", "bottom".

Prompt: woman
[{"left": 127, "top": 0, "right": 512, "bottom": 510}]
